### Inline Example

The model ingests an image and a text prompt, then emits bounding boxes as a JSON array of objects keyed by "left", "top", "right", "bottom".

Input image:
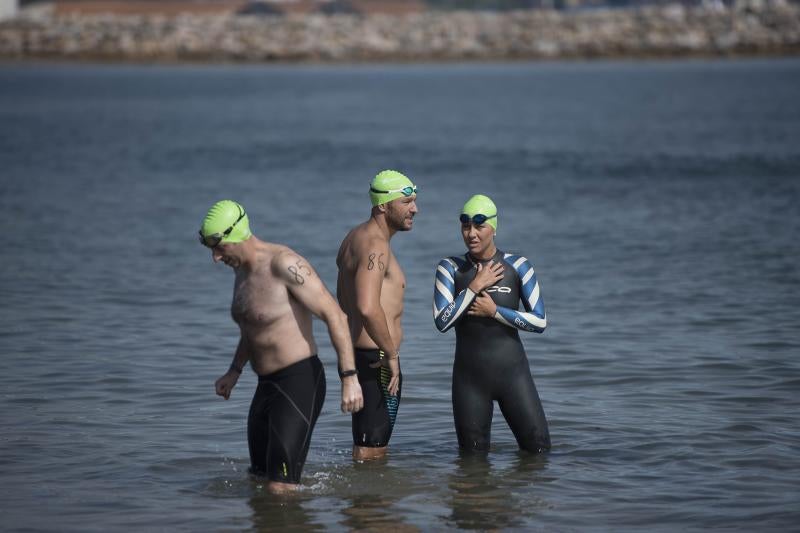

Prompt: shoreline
[
  {"left": 1, "top": 48, "right": 798, "bottom": 66},
  {"left": 2, "top": 2, "right": 799, "bottom": 63}
]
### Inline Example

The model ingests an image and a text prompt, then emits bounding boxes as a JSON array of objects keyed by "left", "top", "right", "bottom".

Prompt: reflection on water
[
  {"left": 248, "top": 486, "right": 321, "bottom": 531},
  {"left": 448, "top": 452, "right": 551, "bottom": 530},
  {"left": 336, "top": 458, "right": 422, "bottom": 531},
  {"left": 341, "top": 494, "right": 420, "bottom": 532}
]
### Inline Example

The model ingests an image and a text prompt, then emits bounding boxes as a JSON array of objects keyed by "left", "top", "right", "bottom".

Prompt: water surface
[{"left": 1, "top": 58, "right": 799, "bottom": 531}]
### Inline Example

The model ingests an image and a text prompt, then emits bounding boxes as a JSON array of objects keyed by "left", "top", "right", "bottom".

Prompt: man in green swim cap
[
  {"left": 199, "top": 200, "right": 364, "bottom": 493},
  {"left": 336, "top": 170, "right": 418, "bottom": 461}
]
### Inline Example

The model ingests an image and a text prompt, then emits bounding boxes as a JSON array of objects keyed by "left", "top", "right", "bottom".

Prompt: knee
[
  {"left": 459, "top": 440, "right": 490, "bottom": 453},
  {"left": 456, "top": 427, "right": 490, "bottom": 452},
  {"left": 518, "top": 430, "right": 551, "bottom": 453}
]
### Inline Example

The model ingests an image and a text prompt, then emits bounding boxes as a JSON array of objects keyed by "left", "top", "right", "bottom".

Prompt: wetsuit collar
[{"left": 466, "top": 249, "right": 502, "bottom": 265}]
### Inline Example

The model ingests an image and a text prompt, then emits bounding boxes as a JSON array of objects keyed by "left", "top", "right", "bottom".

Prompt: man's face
[
  {"left": 210, "top": 242, "right": 241, "bottom": 268},
  {"left": 461, "top": 220, "right": 495, "bottom": 257},
  {"left": 385, "top": 195, "right": 418, "bottom": 232}
]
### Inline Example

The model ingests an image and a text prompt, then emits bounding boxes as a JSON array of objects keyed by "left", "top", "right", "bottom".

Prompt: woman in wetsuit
[{"left": 433, "top": 195, "right": 550, "bottom": 453}]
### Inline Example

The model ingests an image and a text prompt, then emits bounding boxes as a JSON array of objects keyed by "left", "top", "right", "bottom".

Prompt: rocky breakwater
[{"left": 1, "top": 1, "right": 798, "bottom": 62}]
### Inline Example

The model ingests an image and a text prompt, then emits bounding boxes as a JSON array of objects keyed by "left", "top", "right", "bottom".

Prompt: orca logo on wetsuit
[{"left": 485, "top": 286, "right": 511, "bottom": 294}]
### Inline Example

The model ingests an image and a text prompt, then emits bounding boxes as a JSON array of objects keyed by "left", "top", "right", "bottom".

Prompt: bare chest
[
  {"left": 383, "top": 253, "right": 406, "bottom": 292},
  {"left": 230, "top": 273, "right": 286, "bottom": 326}
]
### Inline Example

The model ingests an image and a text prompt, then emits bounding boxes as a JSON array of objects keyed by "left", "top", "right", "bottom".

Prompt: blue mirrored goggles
[
  {"left": 370, "top": 185, "right": 417, "bottom": 197},
  {"left": 460, "top": 213, "right": 496, "bottom": 225},
  {"left": 198, "top": 208, "right": 245, "bottom": 248}
]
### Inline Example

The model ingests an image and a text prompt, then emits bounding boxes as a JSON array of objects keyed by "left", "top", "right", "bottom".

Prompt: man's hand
[
  {"left": 215, "top": 370, "right": 239, "bottom": 400},
  {"left": 369, "top": 354, "right": 401, "bottom": 396},
  {"left": 468, "top": 291, "right": 497, "bottom": 318},
  {"left": 341, "top": 376, "right": 364, "bottom": 413},
  {"left": 468, "top": 261, "right": 504, "bottom": 294},
  {"left": 386, "top": 356, "right": 401, "bottom": 396}
]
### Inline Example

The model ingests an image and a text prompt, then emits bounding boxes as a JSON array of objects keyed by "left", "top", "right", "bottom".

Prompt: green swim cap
[
  {"left": 199, "top": 200, "right": 252, "bottom": 245},
  {"left": 369, "top": 170, "right": 417, "bottom": 207},
  {"left": 462, "top": 194, "right": 498, "bottom": 231}
]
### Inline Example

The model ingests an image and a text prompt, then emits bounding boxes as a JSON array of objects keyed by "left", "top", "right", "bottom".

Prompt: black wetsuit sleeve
[
  {"left": 493, "top": 256, "right": 547, "bottom": 333},
  {"left": 433, "top": 258, "right": 476, "bottom": 332}
]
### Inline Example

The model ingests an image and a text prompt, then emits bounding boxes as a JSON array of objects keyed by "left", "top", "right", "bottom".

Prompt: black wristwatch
[{"left": 338, "top": 368, "right": 358, "bottom": 379}]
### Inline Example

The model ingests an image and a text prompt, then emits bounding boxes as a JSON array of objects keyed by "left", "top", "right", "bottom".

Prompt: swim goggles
[
  {"left": 460, "top": 213, "right": 496, "bottom": 225},
  {"left": 198, "top": 207, "right": 245, "bottom": 248},
  {"left": 369, "top": 185, "right": 417, "bottom": 197}
]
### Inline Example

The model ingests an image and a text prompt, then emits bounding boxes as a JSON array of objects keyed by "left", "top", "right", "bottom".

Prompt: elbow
[
  {"left": 434, "top": 310, "right": 457, "bottom": 333},
  {"left": 356, "top": 301, "right": 379, "bottom": 323},
  {"left": 436, "top": 304, "right": 463, "bottom": 333},
  {"left": 319, "top": 304, "right": 349, "bottom": 330},
  {"left": 331, "top": 308, "right": 349, "bottom": 330}
]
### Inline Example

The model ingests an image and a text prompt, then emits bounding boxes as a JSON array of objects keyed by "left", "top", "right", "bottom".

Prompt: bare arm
[
  {"left": 275, "top": 251, "right": 363, "bottom": 413},
  {"left": 353, "top": 238, "right": 400, "bottom": 395},
  {"left": 353, "top": 239, "right": 397, "bottom": 356},
  {"left": 214, "top": 334, "right": 250, "bottom": 400}
]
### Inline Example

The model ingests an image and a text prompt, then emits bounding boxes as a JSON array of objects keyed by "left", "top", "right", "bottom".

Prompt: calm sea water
[{"left": 1, "top": 58, "right": 799, "bottom": 531}]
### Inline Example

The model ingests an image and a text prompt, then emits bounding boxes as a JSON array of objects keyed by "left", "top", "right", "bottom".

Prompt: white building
[{"left": 0, "top": 0, "right": 18, "bottom": 21}]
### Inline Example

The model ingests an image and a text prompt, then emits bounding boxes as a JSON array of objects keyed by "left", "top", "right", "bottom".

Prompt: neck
[
  {"left": 469, "top": 244, "right": 497, "bottom": 262},
  {"left": 369, "top": 211, "right": 396, "bottom": 240},
  {"left": 236, "top": 236, "right": 264, "bottom": 271}
]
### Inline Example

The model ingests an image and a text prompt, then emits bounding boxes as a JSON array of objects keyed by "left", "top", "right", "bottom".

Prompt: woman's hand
[
  {"left": 468, "top": 291, "right": 497, "bottom": 318},
  {"left": 468, "top": 261, "right": 504, "bottom": 294}
]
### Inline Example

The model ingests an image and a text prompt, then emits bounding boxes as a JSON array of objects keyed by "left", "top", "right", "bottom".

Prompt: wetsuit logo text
[
  {"left": 441, "top": 303, "right": 455, "bottom": 322},
  {"left": 514, "top": 317, "right": 532, "bottom": 330}
]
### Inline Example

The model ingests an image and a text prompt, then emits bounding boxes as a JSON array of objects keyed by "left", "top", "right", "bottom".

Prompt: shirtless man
[
  {"left": 199, "top": 200, "right": 363, "bottom": 493},
  {"left": 336, "top": 170, "right": 418, "bottom": 461}
]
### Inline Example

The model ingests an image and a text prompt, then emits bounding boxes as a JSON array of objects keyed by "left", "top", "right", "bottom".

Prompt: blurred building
[
  {"left": 50, "top": 1, "right": 245, "bottom": 15},
  {"left": 26, "top": 0, "right": 800, "bottom": 16},
  {"left": 1, "top": 0, "right": 18, "bottom": 20},
  {"left": 41, "top": 0, "right": 425, "bottom": 16}
]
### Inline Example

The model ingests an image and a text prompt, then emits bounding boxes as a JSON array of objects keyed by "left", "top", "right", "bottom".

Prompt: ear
[{"left": 377, "top": 203, "right": 388, "bottom": 213}]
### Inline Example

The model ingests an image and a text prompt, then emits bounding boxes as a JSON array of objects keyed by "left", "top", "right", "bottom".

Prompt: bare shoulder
[
  {"left": 270, "top": 246, "right": 317, "bottom": 283},
  {"left": 337, "top": 226, "right": 358, "bottom": 261},
  {"left": 338, "top": 222, "right": 387, "bottom": 269},
  {"left": 352, "top": 224, "right": 389, "bottom": 255},
  {"left": 270, "top": 245, "right": 300, "bottom": 267}
]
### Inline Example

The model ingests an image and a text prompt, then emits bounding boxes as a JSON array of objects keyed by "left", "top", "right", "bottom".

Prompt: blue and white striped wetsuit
[{"left": 433, "top": 250, "right": 550, "bottom": 453}]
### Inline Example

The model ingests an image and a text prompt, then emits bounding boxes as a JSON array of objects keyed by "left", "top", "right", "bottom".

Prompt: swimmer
[
  {"left": 433, "top": 195, "right": 550, "bottom": 453},
  {"left": 336, "top": 170, "right": 418, "bottom": 461},
  {"left": 199, "top": 200, "right": 363, "bottom": 493}
]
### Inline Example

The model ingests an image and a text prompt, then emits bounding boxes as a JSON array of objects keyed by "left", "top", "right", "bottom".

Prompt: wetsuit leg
[
  {"left": 247, "top": 356, "right": 326, "bottom": 483},
  {"left": 352, "top": 348, "right": 402, "bottom": 447},
  {"left": 497, "top": 363, "right": 550, "bottom": 453},
  {"left": 452, "top": 373, "right": 493, "bottom": 452}
]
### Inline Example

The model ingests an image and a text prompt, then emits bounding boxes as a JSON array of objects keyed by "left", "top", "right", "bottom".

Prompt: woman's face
[{"left": 461, "top": 219, "right": 495, "bottom": 258}]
